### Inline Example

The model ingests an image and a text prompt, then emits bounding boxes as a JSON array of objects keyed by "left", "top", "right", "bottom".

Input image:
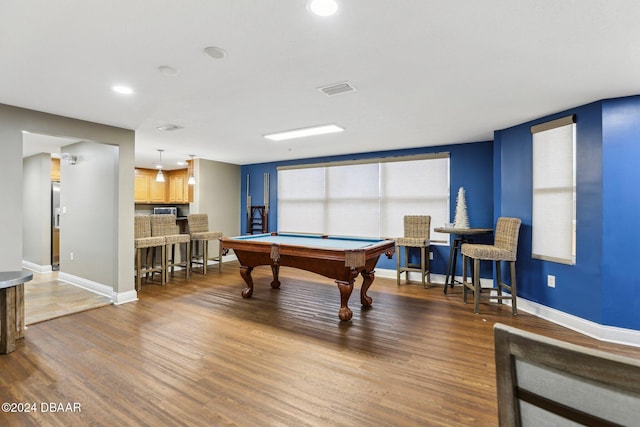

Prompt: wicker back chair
[
  {"left": 395, "top": 215, "right": 431, "bottom": 287},
  {"left": 134, "top": 215, "right": 166, "bottom": 290},
  {"left": 187, "top": 213, "right": 223, "bottom": 274},
  {"left": 461, "top": 217, "right": 521, "bottom": 314},
  {"left": 150, "top": 214, "right": 190, "bottom": 281}
]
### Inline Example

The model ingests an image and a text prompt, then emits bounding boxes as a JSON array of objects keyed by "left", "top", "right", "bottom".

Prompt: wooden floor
[
  {"left": 2, "top": 262, "right": 639, "bottom": 426},
  {"left": 24, "top": 272, "right": 112, "bottom": 325}
]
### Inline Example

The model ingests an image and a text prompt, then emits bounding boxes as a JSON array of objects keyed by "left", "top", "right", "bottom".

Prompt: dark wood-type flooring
[{"left": 2, "top": 262, "right": 639, "bottom": 426}]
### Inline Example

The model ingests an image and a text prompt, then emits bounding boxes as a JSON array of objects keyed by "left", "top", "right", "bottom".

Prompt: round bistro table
[{"left": 434, "top": 227, "right": 493, "bottom": 294}]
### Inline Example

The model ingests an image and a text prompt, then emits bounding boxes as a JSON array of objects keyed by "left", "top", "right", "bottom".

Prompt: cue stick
[
  {"left": 264, "top": 172, "right": 269, "bottom": 214},
  {"left": 246, "top": 174, "right": 251, "bottom": 219}
]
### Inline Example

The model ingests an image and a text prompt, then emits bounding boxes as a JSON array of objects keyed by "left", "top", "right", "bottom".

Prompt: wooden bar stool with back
[
  {"left": 461, "top": 217, "right": 522, "bottom": 314},
  {"left": 187, "top": 213, "right": 224, "bottom": 274},
  {"left": 395, "top": 215, "right": 431, "bottom": 288},
  {"left": 134, "top": 215, "right": 166, "bottom": 291},
  {"left": 150, "top": 214, "right": 191, "bottom": 282}
]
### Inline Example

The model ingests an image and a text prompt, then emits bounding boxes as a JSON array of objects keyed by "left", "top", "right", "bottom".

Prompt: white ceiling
[{"left": 4, "top": 1, "right": 640, "bottom": 169}]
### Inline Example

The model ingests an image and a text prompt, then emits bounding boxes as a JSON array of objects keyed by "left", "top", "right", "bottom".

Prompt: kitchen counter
[{"left": 1, "top": 270, "right": 33, "bottom": 354}]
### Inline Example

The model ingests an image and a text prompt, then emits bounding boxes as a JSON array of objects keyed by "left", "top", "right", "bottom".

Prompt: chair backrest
[
  {"left": 187, "top": 213, "right": 209, "bottom": 233},
  {"left": 150, "top": 214, "right": 178, "bottom": 237},
  {"left": 404, "top": 215, "right": 430, "bottom": 239},
  {"left": 134, "top": 215, "right": 151, "bottom": 239},
  {"left": 494, "top": 323, "right": 640, "bottom": 426},
  {"left": 494, "top": 217, "right": 521, "bottom": 254}
]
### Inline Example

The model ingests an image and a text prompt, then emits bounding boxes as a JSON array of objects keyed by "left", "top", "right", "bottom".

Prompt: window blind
[
  {"left": 277, "top": 154, "right": 450, "bottom": 241},
  {"left": 531, "top": 116, "right": 576, "bottom": 265}
]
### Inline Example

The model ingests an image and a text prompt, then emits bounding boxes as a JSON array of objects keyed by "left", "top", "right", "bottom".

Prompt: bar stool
[
  {"left": 461, "top": 217, "right": 522, "bottom": 314},
  {"left": 150, "top": 214, "right": 190, "bottom": 282},
  {"left": 187, "top": 213, "right": 223, "bottom": 274},
  {"left": 134, "top": 215, "right": 166, "bottom": 291},
  {"left": 396, "top": 215, "right": 431, "bottom": 287}
]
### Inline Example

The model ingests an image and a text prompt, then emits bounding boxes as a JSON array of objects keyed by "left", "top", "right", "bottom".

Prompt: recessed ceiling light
[
  {"left": 112, "top": 85, "right": 134, "bottom": 95},
  {"left": 307, "top": 0, "right": 338, "bottom": 16},
  {"left": 156, "top": 124, "right": 184, "bottom": 131},
  {"left": 158, "top": 65, "right": 178, "bottom": 76},
  {"left": 264, "top": 124, "right": 344, "bottom": 141},
  {"left": 203, "top": 46, "right": 227, "bottom": 59}
]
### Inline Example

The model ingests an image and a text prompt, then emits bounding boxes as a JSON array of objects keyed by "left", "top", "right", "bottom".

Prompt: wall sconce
[{"left": 61, "top": 153, "right": 77, "bottom": 165}]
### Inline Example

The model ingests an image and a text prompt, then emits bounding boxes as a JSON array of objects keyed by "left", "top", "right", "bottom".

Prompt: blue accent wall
[
  {"left": 241, "top": 142, "right": 494, "bottom": 275},
  {"left": 601, "top": 96, "right": 640, "bottom": 328},
  {"left": 496, "top": 95, "right": 640, "bottom": 329},
  {"left": 495, "top": 101, "right": 604, "bottom": 323}
]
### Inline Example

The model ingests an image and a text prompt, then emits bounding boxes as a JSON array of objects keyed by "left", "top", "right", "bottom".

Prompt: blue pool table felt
[{"left": 231, "top": 233, "right": 385, "bottom": 250}]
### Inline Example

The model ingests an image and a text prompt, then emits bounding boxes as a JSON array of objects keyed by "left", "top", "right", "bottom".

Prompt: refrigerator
[{"left": 52, "top": 181, "right": 60, "bottom": 270}]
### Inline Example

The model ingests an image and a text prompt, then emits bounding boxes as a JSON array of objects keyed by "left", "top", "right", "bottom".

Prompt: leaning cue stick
[
  {"left": 246, "top": 174, "right": 251, "bottom": 222},
  {"left": 263, "top": 172, "right": 269, "bottom": 215}
]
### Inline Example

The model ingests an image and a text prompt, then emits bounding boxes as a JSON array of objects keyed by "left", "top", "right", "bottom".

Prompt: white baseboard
[
  {"left": 112, "top": 290, "right": 138, "bottom": 305},
  {"left": 57, "top": 272, "right": 139, "bottom": 305},
  {"left": 516, "top": 298, "right": 640, "bottom": 348},
  {"left": 57, "top": 272, "right": 114, "bottom": 301},
  {"left": 22, "top": 260, "right": 53, "bottom": 274},
  {"left": 376, "top": 268, "right": 493, "bottom": 288}
]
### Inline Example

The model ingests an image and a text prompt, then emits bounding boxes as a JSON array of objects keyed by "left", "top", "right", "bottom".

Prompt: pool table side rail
[{"left": 221, "top": 237, "right": 395, "bottom": 266}]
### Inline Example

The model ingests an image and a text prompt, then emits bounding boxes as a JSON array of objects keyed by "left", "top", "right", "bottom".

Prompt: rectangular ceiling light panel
[{"left": 264, "top": 124, "right": 344, "bottom": 141}]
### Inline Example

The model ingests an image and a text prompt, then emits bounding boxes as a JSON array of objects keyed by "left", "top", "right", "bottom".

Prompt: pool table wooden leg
[
  {"left": 360, "top": 269, "right": 375, "bottom": 307},
  {"left": 239, "top": 266, "right": 254, "bottom": 298},
  {"left": 270, "top": 264, "right": 281, "bottom": 289},
  {"left": 335, "top": 279, "right": 354, "bottom": 321}
]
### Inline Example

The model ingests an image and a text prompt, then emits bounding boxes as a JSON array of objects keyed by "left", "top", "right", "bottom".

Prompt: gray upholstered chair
[
  {"left": 150, "top": 214, "right": 190, "bottom": 282},
  {"left": 134, "top": 215, "right": 166, "bottom": 290},
  {"left": 461, "top": 217, "right": 521, "bottom": 314},
  {"left": 494, "top": 323, "right": 640, "bottom": 426},
  {"left": 187, "top": 213, "right": 223, "bottom": 274},
  {"left": 396, "top": 215, "right": 431, "bottom": 287}
]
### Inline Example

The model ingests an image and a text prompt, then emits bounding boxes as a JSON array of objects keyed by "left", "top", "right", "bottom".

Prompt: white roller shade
[
  {"left": 277, "top": 154, "right": 450, "bottom": 240},
  {"left": 532, "top": 117, "right": 576, "bottom": 265}
]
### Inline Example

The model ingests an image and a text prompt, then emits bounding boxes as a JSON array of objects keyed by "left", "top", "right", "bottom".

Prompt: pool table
[{"left": 221, "top": 233, "right": 395, "bottom": 321}]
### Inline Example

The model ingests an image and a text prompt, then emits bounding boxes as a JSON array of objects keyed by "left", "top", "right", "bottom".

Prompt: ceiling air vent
[
  {"left": 318, "top": 82, "right": 356, "bottom": 96},
  {"left": 156, "top": 124, "right": 184, "bottom": 131}
]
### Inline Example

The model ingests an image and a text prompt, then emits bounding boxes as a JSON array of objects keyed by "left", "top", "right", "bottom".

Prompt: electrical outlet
[
  {"left": 429, "top": 252, "right": 434, "bottom": 260},
  {"left": 70, "top": 252, "right": 74, "bottom": 261},
  {"left": 547, "top": 274, "right": 555, "bottom": 288}
]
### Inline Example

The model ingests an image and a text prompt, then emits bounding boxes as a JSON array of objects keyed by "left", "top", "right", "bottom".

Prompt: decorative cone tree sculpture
[{"left": 453, "top": 187, "right": 469, "bottom": 228}]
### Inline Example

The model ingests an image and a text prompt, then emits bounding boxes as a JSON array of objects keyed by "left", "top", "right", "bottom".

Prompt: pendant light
[
  {"left": 188, "top": 154, "right": 196, "bottom": 185},
  {"left": 156, "top": 149, "right": 165, "bottom": 182}
]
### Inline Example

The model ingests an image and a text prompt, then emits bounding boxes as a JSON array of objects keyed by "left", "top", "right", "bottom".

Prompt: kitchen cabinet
[
  {"left": 134, "top": 168, "right": 192, "bottom": 204},
  {"left": 51, "top": 158, "right": 60, "bottom": 181},
  {"left": 134, "top": 172, "right": 151, "bottom": 202},
  {"left": 168, "top": 169, "right": 188, "bottom": 203},
  {"left": 149, "top": 176, "right": 166, "bottom": 203}
]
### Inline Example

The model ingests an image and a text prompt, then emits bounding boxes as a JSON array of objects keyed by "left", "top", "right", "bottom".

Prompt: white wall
[
  {"left": 59, "top": 141, "right": 119, "bottom": 285},
  {"left": 22, "top": 153, "right": 52, "bottom": 268},
  {"left": 1, "top": 103, "right": 135, "bottom": 302},
  {"left": 190, "top": 158, "right": 241, "bottom": 246}
]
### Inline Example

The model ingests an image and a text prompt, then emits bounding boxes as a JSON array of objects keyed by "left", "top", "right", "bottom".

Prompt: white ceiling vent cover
[{"left": 318, "top": 82, "right": 356, "bottom": 96}]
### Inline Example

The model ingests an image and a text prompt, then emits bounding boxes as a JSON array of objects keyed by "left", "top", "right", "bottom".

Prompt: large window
[
  {"left": 531, "top": 115, "right": 576, "bottom": 265},
  {"left": 277, "top": 154, "right": 450, "bottom": 241}
]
